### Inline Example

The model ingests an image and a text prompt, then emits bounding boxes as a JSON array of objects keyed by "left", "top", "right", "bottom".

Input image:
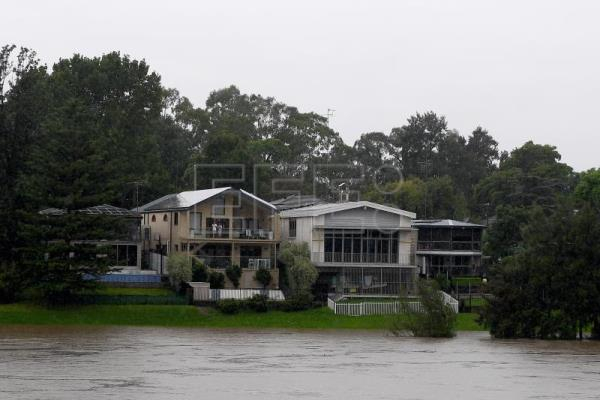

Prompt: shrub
[
  {"left": 217, "top": 299, "right": 242, "bottom": 314},
  {"left": 192, "top": 260, "right": 208, "bottom": 282},
  {"left": 209, "top": 271, "right": 225, "bottom": 289},
  {"left": 391, "top": 280, "right": 457, "bottom": 338},
  {"left": 279, "top": 243, "right": 317, "bottom": 299},
  {"left": 254, "top": 268, "right": 272, "bottom": 288},
  {"left": 246, "top": 294, "right": 268, "bottom": 312},
  {"left": 225, "top": 264, "right": 242, "bottom": 288},
  {"left": 282, "top": 293, "right": 314, "bottom": 311},
  {"left": 166, "top": 252, "right": 192, "bottom": 292}
]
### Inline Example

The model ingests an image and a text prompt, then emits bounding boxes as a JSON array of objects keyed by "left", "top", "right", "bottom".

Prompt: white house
[{"left": 279, "top": 201, "right": 418, "bottom": 297}]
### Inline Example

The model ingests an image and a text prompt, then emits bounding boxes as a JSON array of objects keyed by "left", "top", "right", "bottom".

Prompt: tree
[
  {"left": 391, "top": 280, "right": 456, "bottom": 337},
  {"left": 0, "top": 45, "right": 48, "bottom": 302},
  {"left": 279, "top": 242, "right": 318, "bottom": 300},
  {"left": 352, "top": 132, "right": 398, "bottom": 185},
  {"left": 575, "top": 168, "right": 600, "bottom": 209},
  {"left": 254, "top": 268, "right": 272, "bottom": 289},
  {"left": 166, "top": 252, "right": 192, "bottom": 292},
  {"left": 225, "top": 264, "right": 242, "bottom": 288},
  {"left": 482, "top": 201, "right": 600, "bottom": 339},
  {"left": 209, "top": 271, "right": 225, "bottom": 289},
  {"left": 475, "top": 141, "right": 574, "bottom": 212},
  {"left": 191, "top": 260, "right": 208, "bottom": 282},
  {"left": 390, "top": 111, "right": 448, "bottom": 179}
]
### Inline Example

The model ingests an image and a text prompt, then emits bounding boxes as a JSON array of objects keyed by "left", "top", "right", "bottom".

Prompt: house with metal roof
[
  {"left": 138, "top": 187, "right": 280, "bottom": 289},
  {"left": 411, "top": 219, "right": 486, "bottom": 278},
  {"left": 270, "top": 194, "right": 326, "bottom": 211},
  {"left": 279, "top": 201, "right": 418, "bottom": 297}
]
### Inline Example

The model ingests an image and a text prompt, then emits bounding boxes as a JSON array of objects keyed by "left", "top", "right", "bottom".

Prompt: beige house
[{"left": 138, "top": 187, "right": 280, "bottom": 289}]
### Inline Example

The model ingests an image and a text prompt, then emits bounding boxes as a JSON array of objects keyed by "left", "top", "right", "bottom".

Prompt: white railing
[
  {"left": 440, "top": 291, "right": 460, "bottom": 313},
  {"left": 209, "top": 289, "right": 285, "bottom": 301},
  {"left": 312, "top": 252, "right": 414, "bottom": 266},
  {"left": 246, "top": 258, "right": 272, "bottom": 270},
  {"left": 328, "top": 291, "right": 458, "bottom": 316}
]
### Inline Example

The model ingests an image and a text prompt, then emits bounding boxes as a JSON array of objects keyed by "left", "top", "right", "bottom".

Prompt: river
[{"left": 1, "top": 326, "right": 600, "bottom": 400}]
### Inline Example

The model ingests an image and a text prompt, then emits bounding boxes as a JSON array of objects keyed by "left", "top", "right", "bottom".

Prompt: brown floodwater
[{"left": 1, "top": 326, "right": 600, "bottom": 400}]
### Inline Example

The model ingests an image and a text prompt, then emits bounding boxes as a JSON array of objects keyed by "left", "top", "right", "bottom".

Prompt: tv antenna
[{"left": 326, "top": 108, "right": 335, "bottom": 124}]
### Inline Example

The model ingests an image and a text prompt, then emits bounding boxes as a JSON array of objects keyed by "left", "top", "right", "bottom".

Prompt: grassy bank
[{"left": 0, "top": 304, "right": 485, "bottom": 331}]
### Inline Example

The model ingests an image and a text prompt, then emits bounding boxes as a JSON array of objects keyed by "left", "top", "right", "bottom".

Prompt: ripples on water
[{"left": 1, "top": 326, "right": 600, "bottom": 400}]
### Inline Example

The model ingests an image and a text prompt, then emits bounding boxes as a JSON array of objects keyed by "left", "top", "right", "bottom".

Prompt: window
[
  {"left": 151, "top": 215, "right": 156, "bottom": 222},
  {"left": 174, "top": 212, "right": 179, "bottom": 225},
  {"left": 213, "top": 196, "right": 226, "bottom": 215},
  {"left": 163, "top": 214, "right": 168, "bottom": 222},
  {"left": 289, "top": 218, "right": 297, "bottom": 238},
  {"left": 174, "top": 244, "right": 179, "bottom": 252},
  {"left": 143, "top": 227, "right": 150, "bottom": 241}
]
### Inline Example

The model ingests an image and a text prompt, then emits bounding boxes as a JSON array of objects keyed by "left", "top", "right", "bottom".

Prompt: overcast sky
[{"left": 3, "top": 0, "right": 599, "bottom": 171}]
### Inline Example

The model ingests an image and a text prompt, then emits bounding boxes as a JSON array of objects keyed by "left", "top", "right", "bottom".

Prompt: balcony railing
[
  {"left": 194, "top": 255, "right": 275, "bottom": 270},
  {"left": 417, "top": 241, "right": 482, "bottom": 251},
  {"left": 312, "top": 252, "right": 414, "bottom": 266},
  {"left": 189, "top": 229, "right": 274, "bottom": 240}
]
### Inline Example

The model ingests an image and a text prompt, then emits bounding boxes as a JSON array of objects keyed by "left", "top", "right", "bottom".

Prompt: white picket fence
[
  {"left": 327, "top": 291, "right": 458, "bottom": 316},
  {"left": 210, "top": 289, "right": 285, "bottom": 301}
]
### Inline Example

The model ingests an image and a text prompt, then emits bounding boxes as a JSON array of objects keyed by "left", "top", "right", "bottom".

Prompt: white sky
[{"left": 3, "top": 0, "right": 599, "bottom": 171}]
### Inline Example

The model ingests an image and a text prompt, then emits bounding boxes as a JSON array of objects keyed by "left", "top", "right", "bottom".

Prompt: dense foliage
[
  {"left": 391, "top": 280, "right": 457, "bottom": 338},
  {"left": 279, "top": 242, "right": 318, "bottom": 301},
  {"left": 166, "top": 252, "right": 192, "bottom": 293}
]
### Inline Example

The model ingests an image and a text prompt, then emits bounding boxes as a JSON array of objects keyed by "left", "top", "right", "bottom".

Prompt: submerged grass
[{"left": 0, "top": 304, "right": 485, "bottom": 331}]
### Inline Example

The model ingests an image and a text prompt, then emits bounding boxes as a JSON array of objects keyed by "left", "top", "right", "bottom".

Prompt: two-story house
[
  {"left": 279, "top": 201, "right": 418, "bottom": 297},
  {"left": 138, "top": 187, "right": 280, "bottom": 288},
  {"left": 412, "top": 219, "right": 485, "bottom": 278}
]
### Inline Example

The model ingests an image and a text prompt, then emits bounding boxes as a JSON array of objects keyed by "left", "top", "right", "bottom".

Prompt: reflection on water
[{"left": 1, "top": 325, "right": 600, "bottom": 400}]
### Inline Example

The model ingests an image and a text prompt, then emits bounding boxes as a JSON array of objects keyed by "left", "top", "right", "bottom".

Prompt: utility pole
[{"left": 128, "top": 181, "right": 145, "bottom": 212}]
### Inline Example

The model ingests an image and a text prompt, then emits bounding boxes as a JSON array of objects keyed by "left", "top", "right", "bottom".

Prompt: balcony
[
  {"left": 312, "top": 252, "right": 414, "bottom": 266},
  {"left": 188, "top": 229, "right": 274, "bottom": 241},
  {"left": 417, "top": 241, "right": 482, "bottom": 252},
  {"left": 194, "top": 255, "right": 275, "bottom": 270}
]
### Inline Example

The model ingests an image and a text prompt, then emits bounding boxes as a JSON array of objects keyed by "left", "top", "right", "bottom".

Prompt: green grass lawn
[
  {"left": 452, "top": 276, "right": 483, "bottom": 286},
  {"left": 462, "top": 297, "right": 487, "bottom": 308},
  {"left": 0, "top": 304, "right": 485, "bottom": 331}
]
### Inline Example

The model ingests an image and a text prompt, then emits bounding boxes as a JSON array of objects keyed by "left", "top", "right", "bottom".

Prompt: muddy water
[{"left": 1, "top": 326, "right": 600, "bottom": 400}]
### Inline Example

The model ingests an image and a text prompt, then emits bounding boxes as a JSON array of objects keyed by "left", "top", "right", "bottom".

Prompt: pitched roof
[
  {"left": 411, "top": 219, "right": 486, "bottom": 228},
  {"left": 137, "top": 187, "right": 276, "bottom": 212},
  {"left": 78, "top": 204, "right": 141, "bottom": 217},
  {"left": 39, "top": 204, "right": 140, "bottom": 218},
  {"left": 279, "top": 201, "right": 416, "bottom": 219},
  {"left": 270, "top": 194, "right": 325, "bottom": 211}
]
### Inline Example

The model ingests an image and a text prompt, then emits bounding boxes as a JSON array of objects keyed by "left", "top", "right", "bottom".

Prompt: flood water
[{"left": 1, "top": 326, "right": 600, "bottom": 400}]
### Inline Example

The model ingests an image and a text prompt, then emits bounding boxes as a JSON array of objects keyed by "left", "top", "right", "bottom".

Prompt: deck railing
[
  {"left": 312, "top": 252, "right": 413, "bottom": 266},
  {"left": 188, "top": 229, "right": 274, "bottom": 240}
]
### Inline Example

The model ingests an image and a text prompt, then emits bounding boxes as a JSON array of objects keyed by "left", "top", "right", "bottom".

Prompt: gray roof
[
  {"left": 137, "top": 187, "right": 276, "bottom": 212},
  {"left": 270, "top": 194, "right": 325, "bottom": 211},
  {"left": 39, "top": 204, "right": 140, "bottom": 218},
  {"left": 411, "top": 219, "right": 485, "bottom": 228},
  {"left": 78, "top": 204, "right": 141, "bottom": 217},
  {"left": 279, "top": 201, "right": 416, "bottom": 219}
]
